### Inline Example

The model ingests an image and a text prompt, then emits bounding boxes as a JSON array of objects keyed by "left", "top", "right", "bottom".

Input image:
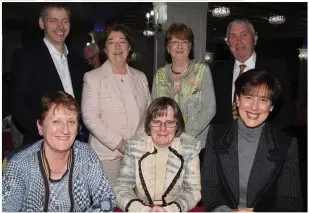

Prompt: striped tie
[{"left": 232, "top": 64, "right": 246, "bottom": 120}]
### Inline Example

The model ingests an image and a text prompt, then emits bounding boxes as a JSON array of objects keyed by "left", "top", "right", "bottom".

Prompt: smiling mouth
[
  {"left": 246, "top": 112, "right": 259, "bottom": 119},
  {"left": 56, "top": 136, "right": 70, "bottom": 140}
]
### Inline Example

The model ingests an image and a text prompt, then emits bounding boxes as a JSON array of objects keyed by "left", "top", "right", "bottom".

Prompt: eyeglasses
[
  {"left": 169, "top": 40, "right": 190, "bottom": 46},
  {"left": 86, "top": 53, "right": 98, "bottom": 61},
  {"left": 150, "top": 120, "right": 177, "bottom": 128}
]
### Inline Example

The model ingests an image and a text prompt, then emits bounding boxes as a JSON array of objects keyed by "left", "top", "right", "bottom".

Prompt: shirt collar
[
  {"left": 235, "top": 51, "right": 256, "bottom": 69},
  {"left": 43, "top": 37, "right": 69, "bottom": 56}
]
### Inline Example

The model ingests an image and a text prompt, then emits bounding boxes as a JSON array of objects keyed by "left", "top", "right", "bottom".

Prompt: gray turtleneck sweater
[{"left": 213, "top": 119, "right": 264, "bottom": 212}]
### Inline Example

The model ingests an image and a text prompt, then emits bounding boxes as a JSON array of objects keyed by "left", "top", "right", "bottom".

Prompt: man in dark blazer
[
  {"left": 11, "top": 4, "right": 88, "bottom": 146},
  {"left": 211, "top": 18, "right": 294, "bottom": 131}
]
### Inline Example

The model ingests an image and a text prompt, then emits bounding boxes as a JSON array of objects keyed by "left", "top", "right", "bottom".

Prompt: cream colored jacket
[
  {"left": 114, "top": 132, "right": 201, "bottom": 212},
  {"left": 81, "top": 60, "right": 151, "bottom": 160}
]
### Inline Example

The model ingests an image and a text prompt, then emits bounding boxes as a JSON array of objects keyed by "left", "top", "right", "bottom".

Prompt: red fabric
[
  {"left": 114, "top": 206, "right": 206, "bottom": 212},
  {"left": 2, "top": 131, "right": 13, "bottom": 159}
]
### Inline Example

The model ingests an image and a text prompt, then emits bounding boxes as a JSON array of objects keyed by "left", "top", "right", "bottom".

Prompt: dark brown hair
[
  {"left": 165, "top": 23, "right": 194, "bottom": 63},
  {"left": 98, "top": 23, "right": 134, "bottom": 60},
  {"left": 38, "top": 91, "right": 80, "bottom": 125},
  {"left": 235, "top": 69, "right": 281, "bottom": 105},
  {"left": 40, "top": 3, "right": 71, "bottom": 21},
  {"left": 144, "top": 97, "right": 185, "bottom": 137}
]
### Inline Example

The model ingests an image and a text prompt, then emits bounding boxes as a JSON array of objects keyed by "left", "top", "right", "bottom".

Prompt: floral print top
[{"left": 152, "top": 60, "right": 216, "bottom": 148}]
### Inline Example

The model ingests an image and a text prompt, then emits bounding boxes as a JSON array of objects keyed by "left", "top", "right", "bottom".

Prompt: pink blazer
[{"left": 81, "top": 60, "right": 151, "bottom": 160}]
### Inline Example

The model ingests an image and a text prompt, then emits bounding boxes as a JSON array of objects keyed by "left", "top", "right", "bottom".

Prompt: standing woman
[
  {"left": 82, "top": 23, "right": 151, "bottom": 185},
  {"left": 152, "top": 23, "right": 216, "bottom": 149}
]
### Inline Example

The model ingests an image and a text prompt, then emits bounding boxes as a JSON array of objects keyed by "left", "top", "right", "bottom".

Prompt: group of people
[{"left": 3, "top": 3, "right": 302, "bottom": 212}]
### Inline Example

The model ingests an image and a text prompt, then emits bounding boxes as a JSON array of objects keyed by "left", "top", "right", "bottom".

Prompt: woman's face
[
  {"left": 167, "top": 35, "right": 192, "bottom": 61},
  {"left": 104, "top": 30, "right": 130, "bottom": 64},
  {"left": 37, "top": 104, "right": 78, "bottom": 153},
  {"left": 236, "top": 85, "right": 274, "bottom": 128},
  {"left": 150, "top": 106, "right": 177, "bottom": 148}
]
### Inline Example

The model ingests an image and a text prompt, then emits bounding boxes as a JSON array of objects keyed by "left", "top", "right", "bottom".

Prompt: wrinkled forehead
[{"left": 229, "top": 23, "right": 252, "bottom": 35}]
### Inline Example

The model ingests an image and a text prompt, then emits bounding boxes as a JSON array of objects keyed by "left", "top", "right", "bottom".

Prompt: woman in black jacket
[{"left": 201, "top": 70, "right": 302, "bottom": 212}]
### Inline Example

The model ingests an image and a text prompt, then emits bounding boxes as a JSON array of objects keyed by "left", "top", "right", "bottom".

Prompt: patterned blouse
[{"left": 152, "top": 60, "right": 216, "bottom": 148}]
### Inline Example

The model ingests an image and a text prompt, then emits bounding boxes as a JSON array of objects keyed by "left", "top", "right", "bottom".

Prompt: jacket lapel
[
  {"left": 247, "top": 122, "right": 283, "bottom": 207},
  {"left": 254, "top": 55, "right": 263, "bottom": 71},
  {"left": 127, "top": 66, "right": 141, "bottom": 118},
  {"left": 139, "top": 148, "right": 157, "bottom": 205},
  {"left": 101, "top": 61, "right": 125, "bottom": 106},
  {"left": 213, "top": 121, "right": 239, "bottom": 206},
  {"left": 67, "top": 53, "right": 82, "bottom": 104},
  {"left": 39, "top": 40, "right": 64, "bottom": 91},
  {"left": 138, "top": 138, "right": 184, "bottom": 205},
  {"left": 162, "top": 140, "right": 183, "bottom": 205}
]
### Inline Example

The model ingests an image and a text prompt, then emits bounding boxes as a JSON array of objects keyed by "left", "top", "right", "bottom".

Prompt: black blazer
[
  {"left": 201, "top": 121, "right": 303, "bottom": 212},
  {"left": 211, "top": 55, "right": 294, "bottom": 130},
  {"left": 11, "top": 39, "right": 88, "bottom": 145}
]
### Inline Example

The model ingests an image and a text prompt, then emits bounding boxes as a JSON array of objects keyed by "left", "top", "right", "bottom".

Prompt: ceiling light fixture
[
  {"left": 298, "top": 48, "right": 307, "bottom": 60},
  {"left": 212, "top": 7, "right": 230, "bottom": 18},
  {"left": 143, "top": 10, "right": 163, "bottom": 37},
  {"left": 268, "top": 15, "right": 286, "bottom": 25}
]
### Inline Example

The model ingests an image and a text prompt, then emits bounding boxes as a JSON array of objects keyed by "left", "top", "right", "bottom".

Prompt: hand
[
  {"left": 234, "top": 207, "right": 254, "bottom": 212},
  {"left": 151, "top": 206, "right": 166, "bottom": 212},
  {"left": 116, "top": 139, "right": 126, "bottom": 154}
]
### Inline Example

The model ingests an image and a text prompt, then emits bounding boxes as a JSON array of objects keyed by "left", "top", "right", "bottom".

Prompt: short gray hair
[
  {"left": 40, "top": 4, "right": 71, "bottom": 21},
  {"left": 225, "top": 18, "right": 256, "bottom": 40}
]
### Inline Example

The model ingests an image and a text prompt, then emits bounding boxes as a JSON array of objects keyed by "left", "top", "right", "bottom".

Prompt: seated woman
[
  {"left": 201, "top": 70, "right": 303, "bottom": 212},
  {"left": 114, "top": 97, "right": 201, "bottom": 212},
  {"left": 2, "top": 91, "right": 116, "bottom": 212}
]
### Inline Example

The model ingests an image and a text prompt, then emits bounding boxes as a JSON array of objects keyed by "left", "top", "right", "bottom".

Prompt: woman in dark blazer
[{"left": 201, "top": 70, "right": 302, "bottom": 212}]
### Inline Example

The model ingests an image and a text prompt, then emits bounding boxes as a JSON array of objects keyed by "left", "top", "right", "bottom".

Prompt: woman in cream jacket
[{"left": 81, "top": 23, "right": 151, "bottom": 185}]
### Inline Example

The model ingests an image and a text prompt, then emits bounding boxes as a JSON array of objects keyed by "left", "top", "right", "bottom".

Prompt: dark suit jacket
[
  {"left": 211, "top": 55, "right": 294, "bottom": 130},
  {"left": 11, "top": 39, "right": 88, "bottom": 145},
  {"left": 201, "top": 121, "right": 303, "bottom": 212}
]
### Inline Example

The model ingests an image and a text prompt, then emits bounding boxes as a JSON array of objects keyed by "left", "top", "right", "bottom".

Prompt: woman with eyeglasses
[
  {"left": 81, "top": 23, "right": 151, "bottom": 185},
  {"left": 152, "top": 23, "right": 216, "bottom": 152},
  {"left": 114, "top": 97, "right": 201, "bottom": 212}
]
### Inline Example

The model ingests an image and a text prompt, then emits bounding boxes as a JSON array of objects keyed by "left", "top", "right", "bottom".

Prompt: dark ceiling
[
  {"left": 2, "top": 2, "right": 307, "bottom": 42},
  {"left": 207, "top": 2, "right": 307, "bottom": 41}
]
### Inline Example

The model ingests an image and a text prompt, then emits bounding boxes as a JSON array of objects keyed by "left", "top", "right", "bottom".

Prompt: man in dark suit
[
  {"left": 211, "top": 18, "right": 294, "bottom": 131},
  {"left": 11, "top": 4, "right": 88, "bottom": 146}
]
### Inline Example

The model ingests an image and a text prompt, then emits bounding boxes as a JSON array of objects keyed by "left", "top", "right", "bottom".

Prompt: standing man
[
  {"left": 84, "top": 43, "right": 102, "bottom": 70},
  {"left": 212, "top": 18, "right": 294, "bottom": 130},
  {"left": 11, "top": 4, "right": 88, "bottom": 146}
]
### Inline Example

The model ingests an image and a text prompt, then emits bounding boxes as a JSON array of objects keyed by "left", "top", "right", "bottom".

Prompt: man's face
[
  {"left": 84, "top": 47, "right": 100, "bottom": 69},
  {"left": 226, "top": 23, "right": 258, "bottom": 63},
  {"left": 39, "top": 8, "right": 70, "bottom": 47}
]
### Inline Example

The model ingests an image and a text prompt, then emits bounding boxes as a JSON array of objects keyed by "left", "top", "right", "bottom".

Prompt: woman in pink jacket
[{"left": 81, "top": 23, "right": 151, "bottom": 185}]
